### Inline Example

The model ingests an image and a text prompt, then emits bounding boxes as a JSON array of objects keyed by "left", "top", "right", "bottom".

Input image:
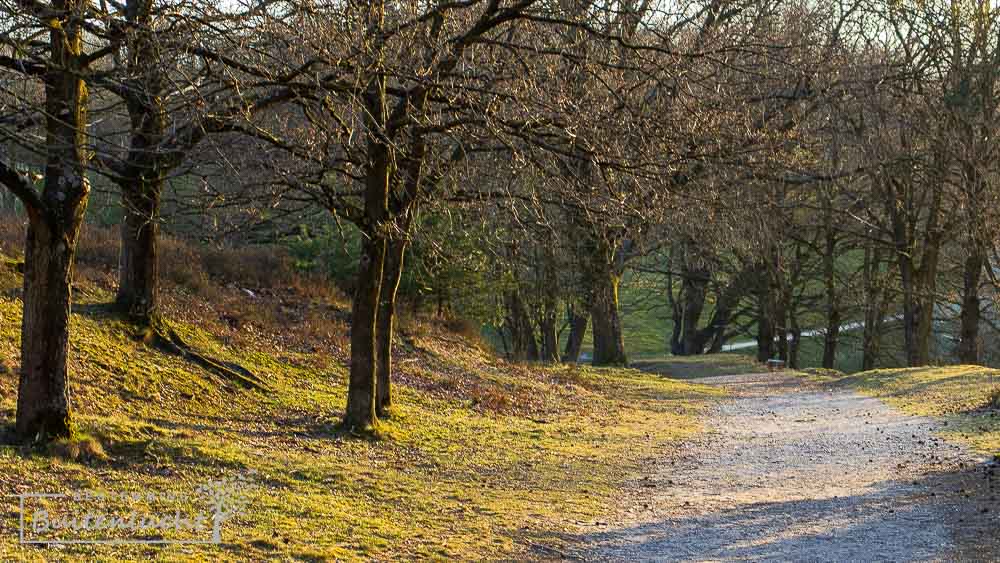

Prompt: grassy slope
[
  {"left": 808, "top": 366, "right": 1000, "bottom": 456},
  {"left": 0, "top": 258, "right": 722, "bottom": 561}
]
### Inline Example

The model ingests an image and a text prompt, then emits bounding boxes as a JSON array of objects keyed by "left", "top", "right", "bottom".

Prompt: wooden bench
[{"left": 766, "top": 359, "right": 785, "bottom": 372}]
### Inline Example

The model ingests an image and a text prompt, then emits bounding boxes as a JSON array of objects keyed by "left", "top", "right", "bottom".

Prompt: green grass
[{"left": 0, "top": 258, "right": 723, "bottom": 561}]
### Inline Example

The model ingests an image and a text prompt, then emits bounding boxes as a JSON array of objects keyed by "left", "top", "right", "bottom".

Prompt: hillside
[{"left": 0, "top": 226, "right": 721, "bottom": 561}]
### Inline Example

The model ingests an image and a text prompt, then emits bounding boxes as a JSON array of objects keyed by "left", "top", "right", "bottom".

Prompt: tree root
[{"left": 137, "top": 322, "right": 268, "bottom": 392}]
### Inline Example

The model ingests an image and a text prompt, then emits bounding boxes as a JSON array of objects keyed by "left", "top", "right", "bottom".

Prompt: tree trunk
[
  {"left": 345, "top": 233, "right": 386, "bottom": 430},
  {"left": 957, "top": 248, "right": 984, "bottom": 364},
  {"left": 17, "top": 218, "right": 80, "bottom": 441},
  {"left": 899, "top": 254, "right": 920, "bottom": 367},
  {"left": 789, "top": 320, "right": 801, "bottom": 370},
  {"left": 756, "top": 290, "right": 774, "bottom": 364},
  {"left": 562, "top": 307, "right": 588, "bottom": 362},
  {"left": 116, "top": 180, "right": 161, "bottom": 322},
  {"left": 821, "top": 229, "right": 840, "bottom": 369},
  {"left": 115, "top": 0, "right": 166, "bottom": 325},
  {"left": 375, "top": 238, "right": 405, "bottom": 417},
  {"left": 539, "top": 301, "right": 560, "bottom": 363},
  {"left": 774, "top": 284, "right": 789, "bottom": 363},
  {"left": 504, "top": 290, "right": 539, "bottom": 362},
  {"left": 862, "top": 244, "right": 879, "bottom": 371},
  {"left": 16, "top": 5, "right": 90, "bottom": 442},
  {"left": 344, "top": 0, "right": 389, "bottom": 431},
  {"left": 590, "top": 270, "right": 627, "bottom": 366},
  {"left": 679, "top": 270, "right": 709, "bottom": 355}
]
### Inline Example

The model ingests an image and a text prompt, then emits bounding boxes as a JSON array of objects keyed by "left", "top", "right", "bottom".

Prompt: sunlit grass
[{"left": 0, "top": 256, "right": 723, "bottom": 560}]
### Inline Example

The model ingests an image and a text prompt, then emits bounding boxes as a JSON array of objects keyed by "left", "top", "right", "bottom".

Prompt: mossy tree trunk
[
  {"left": 590, "top": 269, "right": 626, "bottom": 367},
  {"left": 18, "top": 216, "right": 83, "bottom": 441},
  {"left": 11, "top": 1, "right": 91, "bottom": 441}
]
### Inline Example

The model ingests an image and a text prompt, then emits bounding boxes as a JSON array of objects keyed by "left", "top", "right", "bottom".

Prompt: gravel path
[{"left": 579, "top": 371, "right": 986, "bottom": 562}]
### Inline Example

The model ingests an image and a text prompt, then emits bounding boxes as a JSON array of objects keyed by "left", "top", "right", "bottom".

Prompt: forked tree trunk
[
  {"left": 116, "top": 180, "right": 161, "bottom": 322},
  {"left": 376, "top": 238, "right": 406, "bottom": 417},
  {"left": 562, "top": 307, "right": 588, "bottom": 363},
  {"left": 591, "top": 270, "right": 627, "bottom": 366},
  {"left": 344, "top": 0, "right": 389, "bottom": 431}
]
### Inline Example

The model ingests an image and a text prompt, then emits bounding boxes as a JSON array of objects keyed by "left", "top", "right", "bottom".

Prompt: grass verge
[{"left": 0, "top": 257, "right": 722, "bottom": 561}]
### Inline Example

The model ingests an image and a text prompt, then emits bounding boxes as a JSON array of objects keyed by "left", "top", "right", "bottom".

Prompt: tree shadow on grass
[{"left": 632, "top": 355, "right": 762, "bottom": 380}]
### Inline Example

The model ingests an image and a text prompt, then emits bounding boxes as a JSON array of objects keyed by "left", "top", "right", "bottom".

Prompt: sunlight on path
[{"left": 580, "top": 372, "right": 978, "bottom": 562}]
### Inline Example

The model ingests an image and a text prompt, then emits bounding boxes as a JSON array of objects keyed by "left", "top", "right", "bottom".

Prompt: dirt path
[{"left": 577, "top": 372, "right": 996, "bottom": 562}]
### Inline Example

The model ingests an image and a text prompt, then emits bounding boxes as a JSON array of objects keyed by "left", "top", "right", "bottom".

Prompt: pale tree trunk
[{"left": 539, "top": 302, "right": 560, "bottom": 363}]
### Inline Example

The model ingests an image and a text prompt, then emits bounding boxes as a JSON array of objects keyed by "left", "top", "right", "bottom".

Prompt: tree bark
[
  {"left": 679, "top": 269, "right": 709, "bottom": 355},
  {"left": 756, "top": 284, "right": 774, "bottom": 364},
  {"left": 957, "top": 248, "right": 984, "bottom": 364},
  {"left": 562, "top": 306, "right": 588, "bottom": 362},
  {"left": 539, "top": 301, "right": 560, "bottom": 363},
  {"left": 504, "top": 290, "right": 539, "bottom": 362},
  {"left": 862, "top": 244, "right": 880, "bottom": 371},
  {"left": 821, "top": 227, "right": 840, "bottom": 369},
  {"left": 114, "top": 0, "right": 166, "bottom": 325},
  {"left": 15, "top": 3, "right": 90, "bottom": 441},
  {"left": 375, "top": 238, "right": 406, "bottom": 417},
  {"left": 116, "top": 180, "right": 161, "bottom": 322},
  {"left": 345, "top": 233, "right": 386, "bottom": 430},
  {"left": 17, "top": 218, "right": 80, "bottom": 441},
  {"left": 344, "top": 0, "right": 389, "bottom": 431},
  {"left": 590, "top": 269, "right": 627, "bottom": 366}
]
